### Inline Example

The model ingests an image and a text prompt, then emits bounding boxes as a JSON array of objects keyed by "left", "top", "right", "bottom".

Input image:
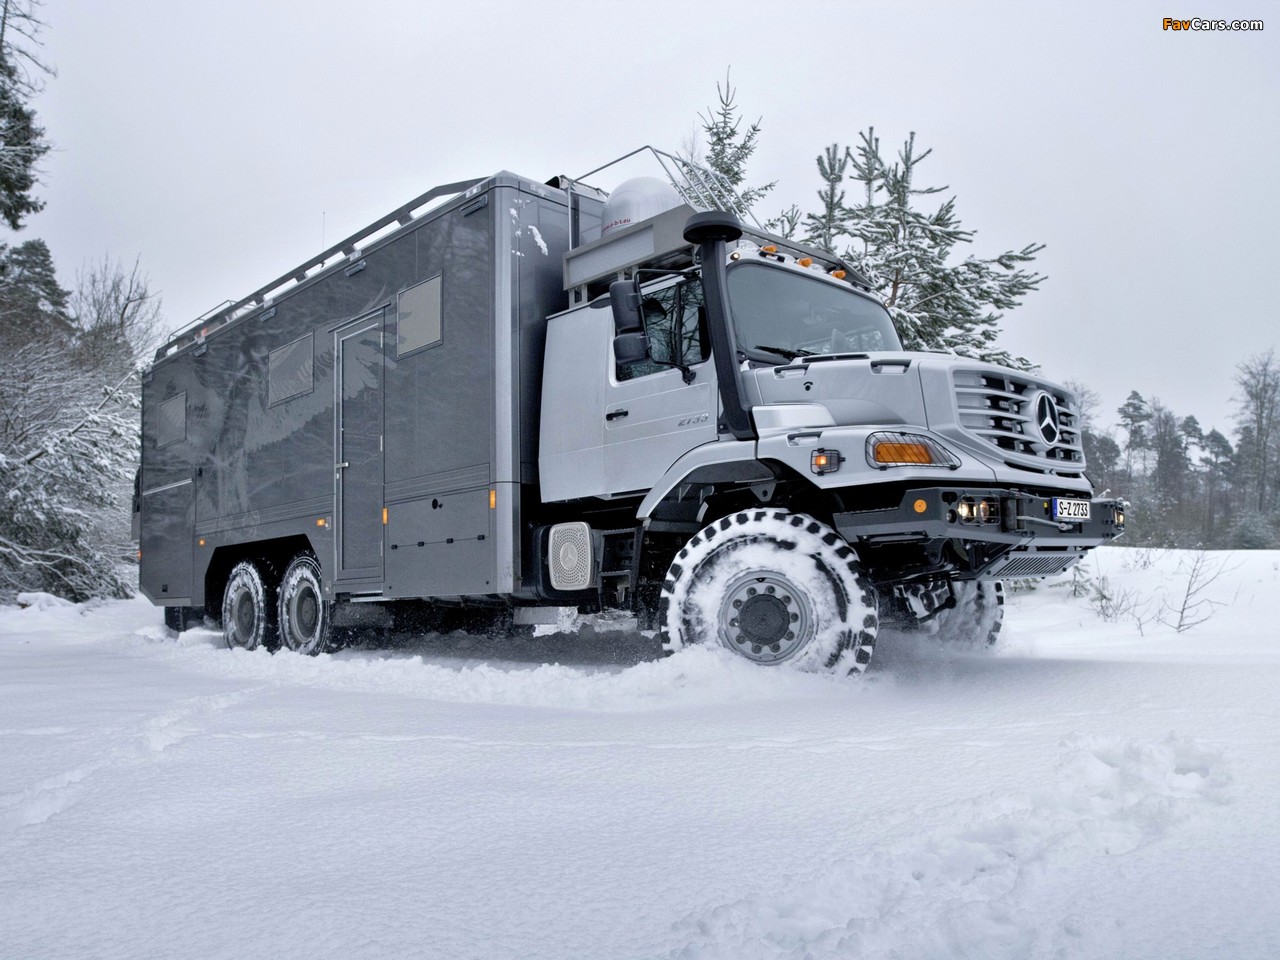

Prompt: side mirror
[
  {"left": 613, "top": 331, "right": 650, "bottom": 366},
  {"left": 609, "top": 279, "right": 643, "bottom": 334}
]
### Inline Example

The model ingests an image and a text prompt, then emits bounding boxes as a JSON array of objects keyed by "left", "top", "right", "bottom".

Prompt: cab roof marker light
[{"left": 866, "top": 432, "right": 962, "bottom": 470}]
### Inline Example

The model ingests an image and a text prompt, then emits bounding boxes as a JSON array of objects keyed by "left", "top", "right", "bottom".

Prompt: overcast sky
[{"left": 21, "top": 0, "right": 1279, "bottom": 436}]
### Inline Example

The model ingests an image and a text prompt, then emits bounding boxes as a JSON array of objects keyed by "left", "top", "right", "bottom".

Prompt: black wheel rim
[
  {"left": 233, "top": 591, "right": 255, "bottom": 640},
  {"left": 294, "top": 585, "right": 318, "bottom": 640}
]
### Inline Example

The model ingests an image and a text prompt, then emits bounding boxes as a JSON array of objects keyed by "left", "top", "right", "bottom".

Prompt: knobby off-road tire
[
  {"left": 932, "top": 580, "right": 1005, "bottom": 647},
  {"left": 658, "top": 510, "right": 878, "bottom": 675},
  {"left": 277, "top": 554, "right": 334, "bottom": 656},
  {"left": 222, "top": 560, "right": 277, "bottom": 651}
]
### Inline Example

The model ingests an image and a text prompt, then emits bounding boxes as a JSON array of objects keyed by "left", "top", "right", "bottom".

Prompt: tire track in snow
[
  {"left": 663, "top": 733, "right": 1230, "bottom": 960},
  {"left": 0, "top": 687, "right": 266, "bottom": 835}
]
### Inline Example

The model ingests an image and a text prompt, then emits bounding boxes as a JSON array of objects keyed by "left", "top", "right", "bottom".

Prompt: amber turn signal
[{"left": 873, "top": 442, "right": 932, "bottom": 464}]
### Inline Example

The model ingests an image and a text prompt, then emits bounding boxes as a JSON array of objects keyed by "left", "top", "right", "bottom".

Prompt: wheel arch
[{"left": 204, "top": 534, "right": 320, "bottom": 624}]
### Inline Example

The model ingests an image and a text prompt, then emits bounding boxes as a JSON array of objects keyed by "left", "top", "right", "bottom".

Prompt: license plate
[{"left": 1053, "top": 497, "right": 1091, "bottom": 521}]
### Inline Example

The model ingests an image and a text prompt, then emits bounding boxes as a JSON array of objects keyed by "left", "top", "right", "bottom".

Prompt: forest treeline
[{"left": 1069, "top": 362, "right": 1280, "bottom": 549}]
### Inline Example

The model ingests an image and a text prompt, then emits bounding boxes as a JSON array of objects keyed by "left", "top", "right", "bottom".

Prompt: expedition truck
[{"left": 136, "top": 149, "right": 1125, "bottom": 674}]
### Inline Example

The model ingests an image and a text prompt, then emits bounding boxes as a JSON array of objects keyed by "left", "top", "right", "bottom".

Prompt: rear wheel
[
  {"left": 277, "top": 554, "right": 333, "bottom": 655},
  {"left": 659, "top": 510, "right": 878, "bottom": 674},
  {"left": 222, "top": 561, "right": 276, "bottom": 651}
]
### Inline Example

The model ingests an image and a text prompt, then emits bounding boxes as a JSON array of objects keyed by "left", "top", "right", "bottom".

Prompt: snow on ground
[{"left": 1, "top": 548, "right": 1278, "bottom": 960}]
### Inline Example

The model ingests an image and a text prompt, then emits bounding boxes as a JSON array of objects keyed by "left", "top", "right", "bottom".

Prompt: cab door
[{"left": 601, "top": 277, "right": 717, "bottom": 495}]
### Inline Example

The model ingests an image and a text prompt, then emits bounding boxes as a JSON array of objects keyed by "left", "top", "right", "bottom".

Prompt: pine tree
[
  {"left": 0, "top": 237, "right": 71, "bottom": 343},
  {"left": 1148, "top": 400, "right": 1189, "bottom": 513},
  {"left": 1116, "top": 390, "right": 1152, "bottom": 483},
  {"left": 0, "top": 0, "right": 53, "bottom": 230},
  {"left": 1200, "top": 428, "right": 1234, "bottom": 544},
  {"left": 694, "top": 70, "right": 775, "bottom": 213},
  {"left": 800, "top": 144, "right": 850, "bottom": 253},
  {"left": 687, "top": 79, "right": 1045, "bottom": 365},
  {"left": 1233, "top": 349, "right": 1279, "bottom": 514},
  {"left": 798, "top": 129, "right": 1044, "bottom": 367}
]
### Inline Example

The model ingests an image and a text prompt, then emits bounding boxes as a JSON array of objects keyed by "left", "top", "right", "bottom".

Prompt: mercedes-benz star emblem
[{"left": 1034, "top": 392, "right": 1062, "bottom": 446}]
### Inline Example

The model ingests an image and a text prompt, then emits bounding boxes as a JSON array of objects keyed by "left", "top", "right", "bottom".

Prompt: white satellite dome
[{"left": 600, "top": 177, "right": 681, "bottom": 236}]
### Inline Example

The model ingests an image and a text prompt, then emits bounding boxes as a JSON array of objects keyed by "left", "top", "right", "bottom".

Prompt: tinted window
[
  {"left": 156, "top": 392, "right": 186, "bottom": 447},
  {"left": 269, "top": 334, "right": 314, "bottom": 405},
  {"left": 618, "top": 277, "right": 709, "bottom": 381},
  {"left": 398, "top": 275, "right": 442, "bottom": 356}
]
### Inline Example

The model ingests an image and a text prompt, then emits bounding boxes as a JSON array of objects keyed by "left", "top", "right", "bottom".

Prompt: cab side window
[{"left": 617, "top": 278, "right": 709, "bottom": 381}]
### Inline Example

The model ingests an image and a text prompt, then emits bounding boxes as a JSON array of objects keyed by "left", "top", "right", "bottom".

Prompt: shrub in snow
[{"left": 1227, "top": 512, "right": 1277, "bottom": 550}]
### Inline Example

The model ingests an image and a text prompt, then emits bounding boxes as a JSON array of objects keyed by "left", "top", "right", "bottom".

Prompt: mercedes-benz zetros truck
[{"left": 136, "top": 150, "right": 1125, "bottom": 673}]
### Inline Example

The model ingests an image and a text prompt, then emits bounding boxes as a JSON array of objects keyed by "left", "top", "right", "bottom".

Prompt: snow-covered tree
[
  {"left": 1233, "top": 349, "right": 1279, "bottom": 514},
  {"left": 688, "top": 79, "right": 1045, "bottom": 365},
  {"left": 691, "top": 70, "right": 775, "bottom": 213},
  {"left": 0, "top": 343, "right": 138, "bottom": 601},
  {"left": 1228, "top": 510, "right": 1277, "bottom": 550},
  {"left": 0, "top": 0, "right": 52, "bottom": 230},
  {"left": 0, "top": 256, "right": 158, "bottom": 602},
  {"left": 798, "top": 129, "right": 1044, "bottom": 367},
  {"left": 799, "top": 144, "right": 850, "bottom": 253}
]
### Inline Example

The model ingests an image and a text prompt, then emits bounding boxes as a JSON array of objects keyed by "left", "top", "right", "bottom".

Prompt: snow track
[
  {"left": 667, "top": 734, "right": 1229, "bottom": 960},
  {"left": 2, "top": 551, "right": 1279, "bottom": 960},
  {"left": 1, "top": 687, "right": 264, "bottom": 834}
]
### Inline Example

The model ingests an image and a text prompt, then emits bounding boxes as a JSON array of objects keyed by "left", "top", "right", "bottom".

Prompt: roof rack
[
  {"left": 156, "top": 177, "right": 483, "bottom": 361},
  {"left": 156, "top": 148, "right": 769, "bottom": 362}
]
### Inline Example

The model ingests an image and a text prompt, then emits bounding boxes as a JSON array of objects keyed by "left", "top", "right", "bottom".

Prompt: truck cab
[{"left": 538, "top": 189, "right": 1124, "bottom": 669}]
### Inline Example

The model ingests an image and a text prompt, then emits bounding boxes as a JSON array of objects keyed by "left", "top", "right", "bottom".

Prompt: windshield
[{"left": 726, "top": 262, "right": 901, "bottom": 361}]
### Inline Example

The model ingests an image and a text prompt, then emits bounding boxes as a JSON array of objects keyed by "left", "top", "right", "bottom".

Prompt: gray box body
[{"left": 139, "top": 173, "right": 592, "bottom": 607}]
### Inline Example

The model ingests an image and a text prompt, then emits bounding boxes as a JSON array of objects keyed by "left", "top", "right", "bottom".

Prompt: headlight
[{"left": 866, "top": 432, "right": 961, "bottom": 470}]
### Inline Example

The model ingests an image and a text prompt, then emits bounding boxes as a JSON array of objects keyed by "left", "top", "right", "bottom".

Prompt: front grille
[{"left": 953, "top": 369, "right": 1084, "bottom": 476}]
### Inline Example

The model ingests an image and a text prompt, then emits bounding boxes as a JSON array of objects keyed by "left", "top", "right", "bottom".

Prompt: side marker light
[{"left": 810, "top": 449, "right": 843, "bottom": 475}]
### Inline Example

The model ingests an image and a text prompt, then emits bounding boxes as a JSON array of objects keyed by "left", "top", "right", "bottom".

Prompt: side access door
[
  {"left": 602, "top": 276, "right": 717, "bottom": 495},
  {"left": 334, "top": 313, "right": 385, "bottom": 583}
]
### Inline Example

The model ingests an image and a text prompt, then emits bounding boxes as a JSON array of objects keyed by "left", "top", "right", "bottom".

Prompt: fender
[{"left": 635, "top": 438, "right": 763, "bottom": 520}]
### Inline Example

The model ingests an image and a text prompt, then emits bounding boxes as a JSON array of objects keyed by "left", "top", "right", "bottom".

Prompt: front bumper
[{"left": 833, "top": 486, "right": 1126, "bottom": 580}]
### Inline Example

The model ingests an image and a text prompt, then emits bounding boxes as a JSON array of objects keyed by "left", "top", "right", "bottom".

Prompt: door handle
[
  {"left": 605, "top": 409, "right": 629, "bottom": 421},
  {"left": 337, "top": 461, "right": 350, "bottom": 469}
]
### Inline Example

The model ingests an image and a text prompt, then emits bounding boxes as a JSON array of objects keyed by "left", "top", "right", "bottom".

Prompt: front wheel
[
  {"left": 277, "top": 554, "right": 334, "bottom": 655},
  {"left": 658, "top": 510, "right": 878, "bottom": 675},
  {"left": 931, "top": 580, "right": 1005, "bottom": 647}
]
